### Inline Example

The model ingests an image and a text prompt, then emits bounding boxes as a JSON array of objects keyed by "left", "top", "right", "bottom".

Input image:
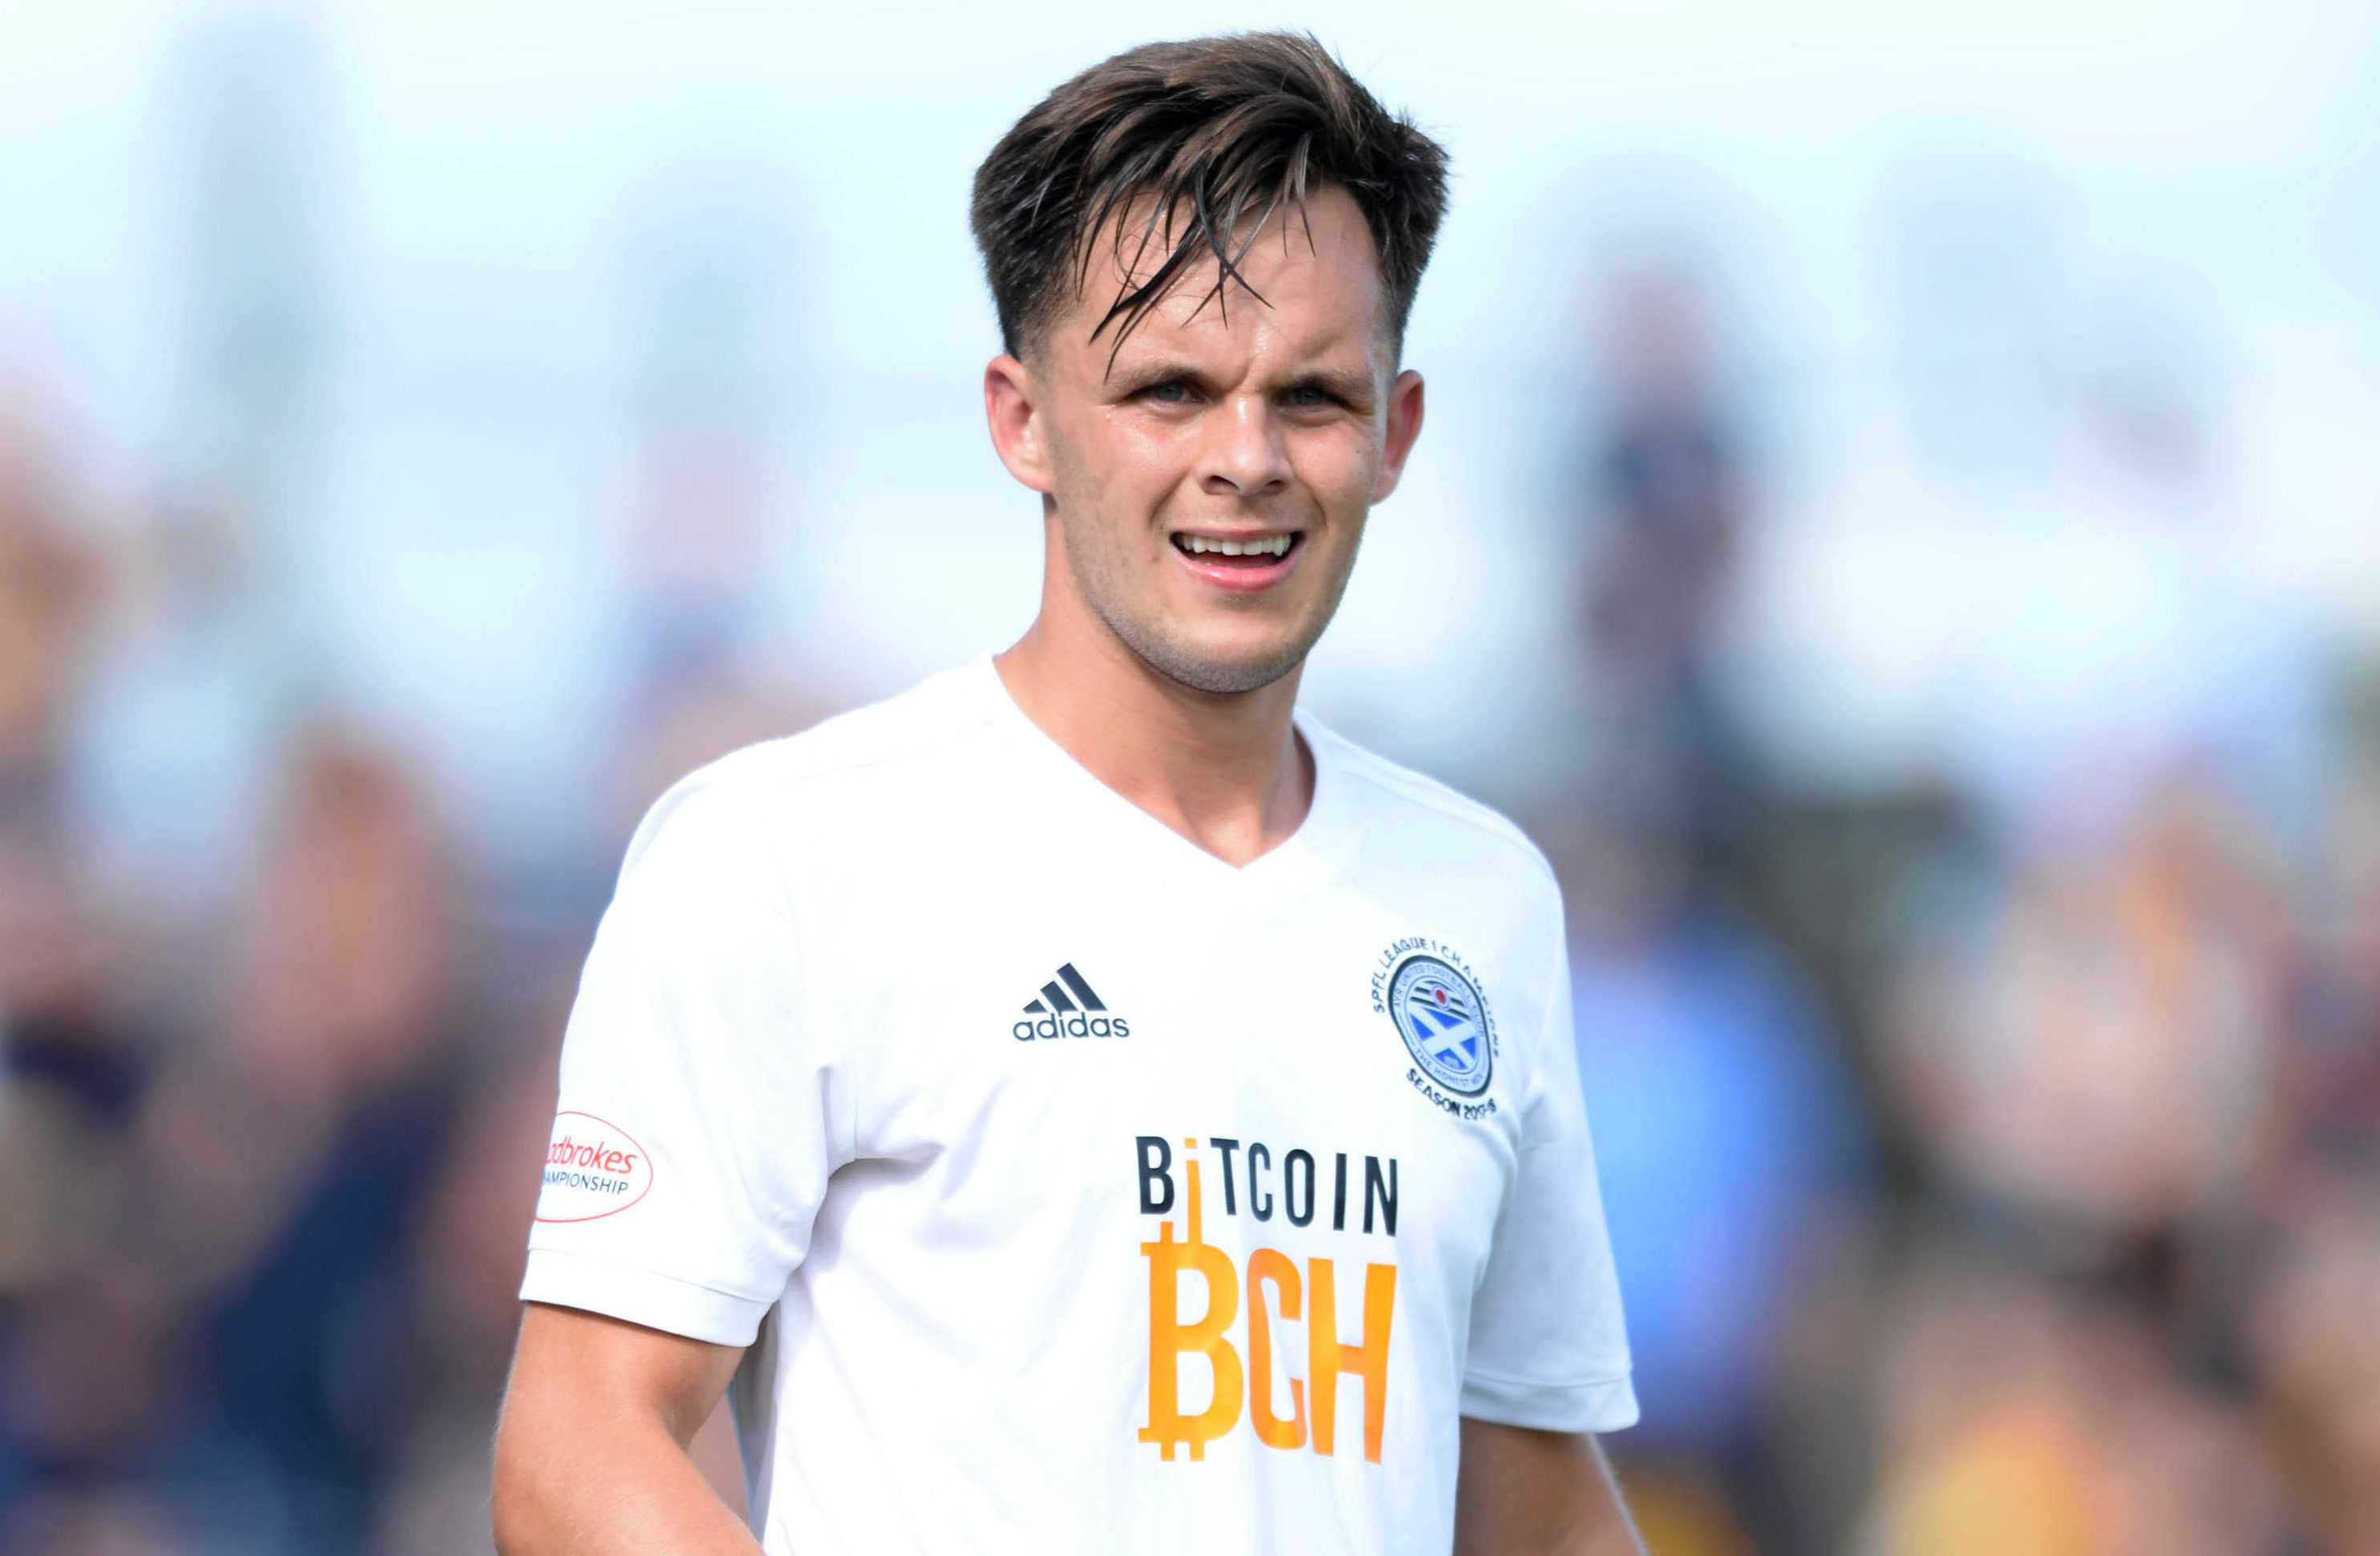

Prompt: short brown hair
[{"left": 970, "top": 33, "right": 1450, "bottom": 361}]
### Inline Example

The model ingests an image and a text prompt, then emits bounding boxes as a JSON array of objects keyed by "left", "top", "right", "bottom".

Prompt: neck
[{"left": 994, "top": 600, "right": 1312, "bottom": 870}]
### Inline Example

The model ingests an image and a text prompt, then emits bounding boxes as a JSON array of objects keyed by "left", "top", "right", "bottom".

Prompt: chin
[{"left": 1126, "top": 622, "right": 1312, "bottom": 696}]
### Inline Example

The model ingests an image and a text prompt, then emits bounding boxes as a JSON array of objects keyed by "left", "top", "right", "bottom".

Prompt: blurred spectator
[
  {"left": 129, "top": 733, "right": 466, "bottom": 1554},
  {"left": 1554, "top": 785, "right": 1870, "bottom": 1555},
  {"left": 2280, "top": 767, "right": 2380, "bottom": 1166},
  {"left": 1882, "top": 768, "right": 2288, "bottom": 1238},
  {"left": 0, "top": 407, "right": 170, "bottom": 1539},
  {"left": 67, "top": 495, "right": 278, "bottom": 926},
  {"left": 1571, "top": 272, "right": 1766, "bottom": 899},
  {"left": 0, "top": 409, "right": 98, "bottom": 791},
  {"left": 0, "top": 1486, "right": 182, "bottom": 1556},
  {"left": 1856, "top": 1258, "right": 2288, "bottom": 1556},
  {"left": 2249, "top": 1172, "right": 2380, "bottom": 1551}
]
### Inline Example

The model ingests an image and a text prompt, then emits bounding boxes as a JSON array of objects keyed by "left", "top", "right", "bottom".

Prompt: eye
[
  {"left": 1143, "top": 380, "right": 1191, "bottom": 404},
  {"left": 1286, "top": 385, "right": 1338, "bottom": 409}
]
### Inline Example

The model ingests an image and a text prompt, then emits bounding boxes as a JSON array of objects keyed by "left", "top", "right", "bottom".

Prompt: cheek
[
  {"left": 1052, "top": 409, "right": 1194, "bottom": 515},
  {"left": 1105, "top": 413, "right": 1202, "bottom": 498},
  {"left": 1291, "top": 429, "right": 1382, "bottom": 516}
]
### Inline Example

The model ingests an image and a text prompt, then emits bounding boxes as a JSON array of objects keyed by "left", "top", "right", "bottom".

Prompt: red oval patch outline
[{"left": 535, "top": 1111, "right": 655, "bottom": 1223}]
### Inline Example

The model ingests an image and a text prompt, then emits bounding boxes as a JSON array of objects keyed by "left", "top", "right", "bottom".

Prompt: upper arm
[
  {"left": 1454, "top": 1419, "right": 1644, "bottom": 1556},
  {"left": 503, "top": 1302, "right": 745, "bottom": 1449},
  {"left": 493, "top": 1303, "right": 755, "bottom": 1555}
]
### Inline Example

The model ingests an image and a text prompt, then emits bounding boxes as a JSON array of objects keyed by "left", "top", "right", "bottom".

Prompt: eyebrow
[
  {"left": 1284, "top": 366, "right": 1377, "bottom": 406},
  {"left": 1104, "top": 357, "right": 1214, "bottom": 396},
  {"left": 1105, "top": 357, "right": 1379, "bottom": 406}
]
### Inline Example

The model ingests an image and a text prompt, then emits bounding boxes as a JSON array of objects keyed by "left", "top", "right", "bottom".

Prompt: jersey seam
[
  {"left": 525, "top": 1246, "right": 777, "bottom": 1308},
  {"left": 713, "top": 715, "right": 1012, "bottom": 1167},
  {"left": 738, "top": 796, "right": 856, "bottom": 1166},
  {"left": 1309, "top": 728, "right": 1559, "bottom": 893}
]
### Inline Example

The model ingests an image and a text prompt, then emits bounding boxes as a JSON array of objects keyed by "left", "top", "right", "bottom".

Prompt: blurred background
[{"left": 2, "top": 1, "right": 2377, "bottom": 1551}]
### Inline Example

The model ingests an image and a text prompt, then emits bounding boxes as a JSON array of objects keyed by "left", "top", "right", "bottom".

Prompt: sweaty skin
[{"left": 492, "top": 184, "right": 1644, "bottom": 1555}]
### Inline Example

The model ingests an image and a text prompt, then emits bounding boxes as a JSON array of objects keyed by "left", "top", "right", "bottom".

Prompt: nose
[{"left": 1199, "top": 393, "right": 1292, "bottom": 498}]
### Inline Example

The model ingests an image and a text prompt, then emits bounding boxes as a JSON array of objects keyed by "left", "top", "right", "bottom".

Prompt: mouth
[{"left": 1169, "top": 530, "right": 1304, "bottom": 592}]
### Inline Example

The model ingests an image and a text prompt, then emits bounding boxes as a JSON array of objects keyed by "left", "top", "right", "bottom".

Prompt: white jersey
[{"left": 522, "top": 659, "right": 1635, "bottom": 1555}]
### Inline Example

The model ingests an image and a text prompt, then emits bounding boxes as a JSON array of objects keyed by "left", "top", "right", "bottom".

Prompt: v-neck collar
[{"left": 964, "top": 655, "right": 1353, "bottom": 904}]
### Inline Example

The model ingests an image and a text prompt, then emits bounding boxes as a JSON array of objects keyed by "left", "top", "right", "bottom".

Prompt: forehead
[{"left": 1054, "top": 183, "right": 1389, "bottom": 365}]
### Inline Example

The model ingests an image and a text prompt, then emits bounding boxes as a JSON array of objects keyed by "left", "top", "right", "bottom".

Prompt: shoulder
[
  {"left": 1310, "top": 720, "right": 1573, "bottom": 1098},
  {"left": 619, "top": 663, "right": 1001, "bottom": 878},
  {"left": 1307, "top": 717, "right": 1560, "bottom": 901}
]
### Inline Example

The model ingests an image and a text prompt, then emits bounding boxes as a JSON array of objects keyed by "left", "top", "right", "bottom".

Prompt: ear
[
  {"left": 1370, "top": 369, "right": 1426, "bottom": 502},
  {"left": 985, "top": 353, "right": 1055, "bottom": 494}
]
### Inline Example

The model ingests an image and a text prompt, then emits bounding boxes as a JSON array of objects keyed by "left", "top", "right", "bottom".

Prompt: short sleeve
[
  {"left": 520, "top": 772, "right": 844, "bottom": 1348},
  {"left": 1461, "top": 933, "right": 1638, "bottom": 1433}
]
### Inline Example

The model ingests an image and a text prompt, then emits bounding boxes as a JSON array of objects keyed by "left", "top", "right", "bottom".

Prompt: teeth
[{"left": 1182, "top": 534, "right": 1292, "bottom": 557}]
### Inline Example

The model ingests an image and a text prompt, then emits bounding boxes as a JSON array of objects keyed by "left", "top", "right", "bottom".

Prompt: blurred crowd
[
  {"left": 1531, "top": 279, "right": 2380, "bottom": 1555},
  {"left": 2, "top": 121, "right": 2378, "bottom": 1556},
  {"left": 0, "top": 412, "right": 546, "bottom": 1554}
]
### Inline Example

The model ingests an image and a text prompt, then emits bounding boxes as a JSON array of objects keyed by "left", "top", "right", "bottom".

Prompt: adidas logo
[{"left": 1013, "top": 962, "right": 1131, "bottom": 1042}]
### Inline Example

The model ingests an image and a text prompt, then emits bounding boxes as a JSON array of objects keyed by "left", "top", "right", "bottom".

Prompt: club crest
[{"left": 1383, "top": 950, "right": 1494, "bottom": 1098}]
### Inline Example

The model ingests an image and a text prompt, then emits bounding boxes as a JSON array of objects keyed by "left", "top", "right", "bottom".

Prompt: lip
[{"left": 1168, "top": 530, "right": 1305, "bottom": 595}]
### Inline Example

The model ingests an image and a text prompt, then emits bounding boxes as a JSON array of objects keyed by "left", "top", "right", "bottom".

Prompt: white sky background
[{"left": 1, "top": 0, "right": 2375, "bottom": 828}]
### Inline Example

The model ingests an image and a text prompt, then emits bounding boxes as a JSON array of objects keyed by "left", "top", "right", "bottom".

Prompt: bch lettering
[
  {"left": 1308, "top": 1257, "right": 1395, "bottom": 1462},
  {"left": 1137, "top": 1235, "right": 1399, "bottom": 1465},
  {"left": 1137, "top": 1154, "right": 1243, "bottom": 1462},
  {"left": 1246, "top": 1249, "right": 1306, "bottom": 1449}
]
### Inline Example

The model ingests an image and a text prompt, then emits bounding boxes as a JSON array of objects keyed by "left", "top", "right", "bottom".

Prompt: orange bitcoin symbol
[{"left": 1138, "top": 1156, "right": 1244, "bottom": 1461}]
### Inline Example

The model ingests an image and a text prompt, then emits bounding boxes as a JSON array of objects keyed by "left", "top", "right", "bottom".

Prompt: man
[{"left": 494, "top": 33, "right": 1642, "bottom": 1556}]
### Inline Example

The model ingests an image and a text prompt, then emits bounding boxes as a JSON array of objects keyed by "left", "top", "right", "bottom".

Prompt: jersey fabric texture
[{"left": 522, "top": 659, "right": 1636, "bottom": 1555}]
